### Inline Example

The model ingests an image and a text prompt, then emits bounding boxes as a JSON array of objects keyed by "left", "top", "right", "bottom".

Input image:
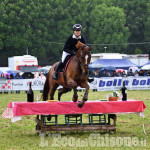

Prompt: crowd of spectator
[
  {"left": 90, "top": 68, "right": 150, "bottom": 78},
  {"left": 1, "top": 68, "right": 150, "bottom": 80},
  {"left": 0, "top": 71, "right": 47, "bottom": 94},
  {"left": 0, "top": 71, "right": 47, "bottom": 80}
]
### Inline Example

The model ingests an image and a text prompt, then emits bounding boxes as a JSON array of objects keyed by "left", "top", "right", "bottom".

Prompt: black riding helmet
[{"left": 73, "top": 24, "right": 82, "bottom": 31}]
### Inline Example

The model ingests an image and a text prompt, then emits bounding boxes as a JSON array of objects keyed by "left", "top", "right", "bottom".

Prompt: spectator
[
  {"left": 6, "top": 74, "right": 10, "bottom": 79},
  {"left": 14, "top": 73, "right": 23, "bottom": 79},
  {"left": 26, "top": 73, "right": 34, "bottom": 79},
  {"left": 117, "top": 71, "right": 122, "bottom": 77},
  {"left": 100, "top": 70, "right": 107, "bottom": 77},
  {"left": 139, "top": 70, "right": 144, "bottom": 76},
  {"left": 0, "top": 73, "right": 6, "bottom": 79},
  {"left": 14, "top": 73, "right": 22, "bottom": 93},
  {"left": 22, "top": 72, "right": 34, "bottom": 79},
  {"left": 147, "top": 71, "right": 150, "bottom": 76},
  {"left": 143, "top": 70, "right": 147, "bottom": 76},
  {"left": 106, "top": 71, "right": 112, "bottom": 77},
  {"left": 112, "top": 71, "right": 118, "bottom": 77},
  {"left": 134, "top": 70, "right": 139, "bottom": 77},
  {"left": 93, "top": 69, "right": 100, "bottom": 78},
  {"left": 10, "top": 74, "right": 14, "bottom": 79},
  {"left": 127, "top": 69, "right": 134, "bottom": 76},
  {"left": 34, "top": 72, "right": 39, "bottom": 79},
  {"left": 122, "top": 71, "right": 127, "bottom": 77},
  {"left": 39, "top": 72, "right": 46, "bottom": 80}
]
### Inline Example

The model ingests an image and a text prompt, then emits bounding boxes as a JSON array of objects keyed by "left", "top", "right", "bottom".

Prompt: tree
[
  {"left": 0, "top": 0, "right": 89, "bottom": 65},
  {"left": 111, "top": 0, "right": 148, "bottom": 54},
  {"left": 0, "top": 0, "right": 149, "bottom": 67},
  {"left": 144, "top": 1, "right": 150, "bottom": 54},
  {"left": 89, "top": 3, "right": 130, "bottom": 53}
]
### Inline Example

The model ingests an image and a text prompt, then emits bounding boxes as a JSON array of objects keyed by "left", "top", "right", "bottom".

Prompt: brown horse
[{"left": 42, "top": 41, "right": 94, "bottom": 108}]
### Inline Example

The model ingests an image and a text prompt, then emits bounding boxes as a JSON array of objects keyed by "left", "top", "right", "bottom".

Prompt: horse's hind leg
[
  {"left": 49, "top": 83, "right": 59, "bottom": 100},
  {"left": 58, "top": 87, "right": 71, "bottom": 101},
  {"left": 47, "top": 83, "right": 58, "bottom": 121}
]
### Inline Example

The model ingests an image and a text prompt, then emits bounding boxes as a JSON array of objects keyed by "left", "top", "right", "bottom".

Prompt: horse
[{"left": 42, "top": 41, "right": 94, "bottom": 108}]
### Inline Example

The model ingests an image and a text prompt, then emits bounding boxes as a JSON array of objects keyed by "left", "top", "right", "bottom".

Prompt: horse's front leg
[
  {"left": 67, "top": 78, "right": 78, "bottom": 102},
  {"left": 72, "top": 89, "right": 78, "bottom": 102},
  {"left": 78, "top": 82, "right": 89, "bottom": 108},
  {"left": 67, "top": 78, "right": 78, "bottom": 89}
]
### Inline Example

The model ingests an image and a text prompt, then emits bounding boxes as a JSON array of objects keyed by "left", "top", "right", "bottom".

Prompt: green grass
[{"left": 0, "top": 90, "right": 150, "bottom": 150}]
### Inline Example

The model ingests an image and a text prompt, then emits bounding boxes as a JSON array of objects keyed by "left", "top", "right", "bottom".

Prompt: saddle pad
[{"left": 54, "top": 55, "right": 73, "bottom": 72}]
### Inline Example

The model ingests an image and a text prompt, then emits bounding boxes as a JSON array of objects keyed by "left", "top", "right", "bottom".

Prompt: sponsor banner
[
  {"left": 12, "top": 79, "right": 46, "bottom": 90},
  {"left": 0, "top": 77, "right": 150, "bottom": 91},
  {"left": 0, "top": 79, "right": 46, "bottom": 91},
  {"left": 96, "top": 77, "right": 150, "bottom": 91}
]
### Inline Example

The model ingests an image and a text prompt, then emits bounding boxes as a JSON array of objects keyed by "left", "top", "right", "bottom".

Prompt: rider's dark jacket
[{"left": 63, "top": 34, "right": 86, "bottom": 55}]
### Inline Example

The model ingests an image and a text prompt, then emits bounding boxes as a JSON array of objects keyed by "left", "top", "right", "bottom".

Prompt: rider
[{"left": 52, "top": 24, "right": 86, "bottom": 80}]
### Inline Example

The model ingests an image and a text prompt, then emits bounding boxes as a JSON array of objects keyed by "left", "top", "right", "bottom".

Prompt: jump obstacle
[
  {"left": 2, "top": 100, "right": 146, "bottom": 135},
  {"left": 35, "top": 114, "right": 117, "bottom": 135}
]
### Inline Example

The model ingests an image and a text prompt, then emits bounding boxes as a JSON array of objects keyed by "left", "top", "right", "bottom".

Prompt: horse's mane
[{"left": 76, "top": 41, "right": 86, "bottom": 50}]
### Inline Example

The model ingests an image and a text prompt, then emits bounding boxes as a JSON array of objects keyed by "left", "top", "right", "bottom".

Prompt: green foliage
[
  {"left": 134, "top": 48, "right": 143, "bottom": 54},
  {"left": 111, "top": 0, "right": 148, "bottom": 53},
  {"left": 144, "top": 1, "right": 150, "bottom": 53},
  {"left": 89, "top": 3, "right": 130, "bottom": 53},
  {"left": 0, "top": 0, "right": 150, "bottom": 66}
]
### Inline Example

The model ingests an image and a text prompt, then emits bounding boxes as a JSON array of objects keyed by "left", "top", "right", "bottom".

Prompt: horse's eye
[
  {"left": 81, "top": 55, "right": 84, "bottom": 59},
  {"left": 81, "top": 53, "right": 84, "bottom": 58}
]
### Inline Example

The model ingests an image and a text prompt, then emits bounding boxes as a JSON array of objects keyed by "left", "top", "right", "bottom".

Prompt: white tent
[{"left": 141, "top": 64, "right": 150, "bottom": 70}]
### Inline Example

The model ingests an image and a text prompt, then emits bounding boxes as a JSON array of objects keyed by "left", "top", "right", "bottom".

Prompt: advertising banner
[
  {"left": 0, "top": 77, "right": 150, "bottom": 91},
  {"left": 0, "top": 79, "right": 45, "bottom": 91},
  {"left": 95, "top": 77, "right": 150, "bottom": 91}
]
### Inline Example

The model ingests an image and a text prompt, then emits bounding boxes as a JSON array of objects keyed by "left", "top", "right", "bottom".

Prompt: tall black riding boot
[{"left": 52, "top": 61, "right": 63, "bottom": 80}]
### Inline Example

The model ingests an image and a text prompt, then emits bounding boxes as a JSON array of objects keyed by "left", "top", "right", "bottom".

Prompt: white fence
[{"left": 0, "top": 77, "right": 150, "bottom": 92}]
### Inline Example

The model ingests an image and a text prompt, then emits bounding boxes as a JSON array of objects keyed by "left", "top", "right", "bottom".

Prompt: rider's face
[{"left": 74, "top": 30, "right": 81, "bottom": 37}]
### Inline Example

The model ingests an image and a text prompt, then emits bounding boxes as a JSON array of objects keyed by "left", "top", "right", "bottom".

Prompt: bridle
[
  {"left": 78, "top": 46, "right": 91, "bottom": 68},
  {"left": 81, "top": 63, "right": 89, "bottom": 67}
]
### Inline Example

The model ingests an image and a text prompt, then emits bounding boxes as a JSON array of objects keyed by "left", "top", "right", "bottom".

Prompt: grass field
[{"left": 0, "top": 90, "right": 150, "bottom": 150}]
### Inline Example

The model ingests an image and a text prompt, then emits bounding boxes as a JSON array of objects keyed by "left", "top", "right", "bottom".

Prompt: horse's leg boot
[{"left": 52, "top": 61, "right": 63, "bottom": 80}]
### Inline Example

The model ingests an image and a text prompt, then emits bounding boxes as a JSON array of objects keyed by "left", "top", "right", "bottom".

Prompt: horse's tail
[{"left": 42, "top": 75, "right": 50, "bottom": 101}]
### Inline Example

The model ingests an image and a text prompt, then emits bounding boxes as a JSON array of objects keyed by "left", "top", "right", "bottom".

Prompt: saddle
[{"left": 54, "top": 55, "right": 73, "bottom": 73}]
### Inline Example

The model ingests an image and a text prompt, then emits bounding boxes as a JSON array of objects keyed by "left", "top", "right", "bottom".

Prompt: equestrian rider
[{"left": 52, "top": 24, "right": 86, "bottom": 80}]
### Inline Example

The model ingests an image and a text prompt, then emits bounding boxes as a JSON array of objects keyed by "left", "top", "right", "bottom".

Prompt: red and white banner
[{"left": 1, "top": 80, "right": 12, "bottom": 90}]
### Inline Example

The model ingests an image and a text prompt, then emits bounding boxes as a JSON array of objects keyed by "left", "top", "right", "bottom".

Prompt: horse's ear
[
  {"left": 76, "top": 41, "right": 82, "bottom": 49},
  {"left": 89, "top": 46, "right": 94, "bottom": 51},
  {"left": 81, "top": 45, "right": 86, "bottom": 50}
]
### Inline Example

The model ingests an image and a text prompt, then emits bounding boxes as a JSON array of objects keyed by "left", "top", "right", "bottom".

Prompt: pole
[
  {"left": 104, "top": 47, "right": 107, "bottom": 53},
  {"left": 26, "top": 47, "right": 28, "bottom": 55}
]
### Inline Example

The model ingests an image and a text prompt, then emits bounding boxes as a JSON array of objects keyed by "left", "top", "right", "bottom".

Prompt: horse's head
[{"left": 76, "top": 41, "right": 94, "bottom": 76}]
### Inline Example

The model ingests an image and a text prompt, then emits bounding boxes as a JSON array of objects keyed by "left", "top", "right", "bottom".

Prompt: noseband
[{"left": 81, "top": 63, "right": 89, "bottom": 67}]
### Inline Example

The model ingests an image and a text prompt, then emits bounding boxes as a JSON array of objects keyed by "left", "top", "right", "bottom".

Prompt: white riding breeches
[{"left": 61, "top": 51, "right": 71, "bottom": 63}]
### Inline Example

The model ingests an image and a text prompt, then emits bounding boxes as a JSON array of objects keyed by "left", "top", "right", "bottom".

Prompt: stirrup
[{"left": 52, "top": 73, "right": 58, "bottom": 80}]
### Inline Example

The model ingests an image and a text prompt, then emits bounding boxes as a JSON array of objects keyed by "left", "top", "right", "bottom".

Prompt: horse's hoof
[
  {"left": 78, "top": 102, "right": 83, "bottom": 108},
  {"left": 72, "top": 98, "right": 77, "bottom": 102},
  {"left": 47, "top": 115, "right": 51, "bottom": 121}
]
